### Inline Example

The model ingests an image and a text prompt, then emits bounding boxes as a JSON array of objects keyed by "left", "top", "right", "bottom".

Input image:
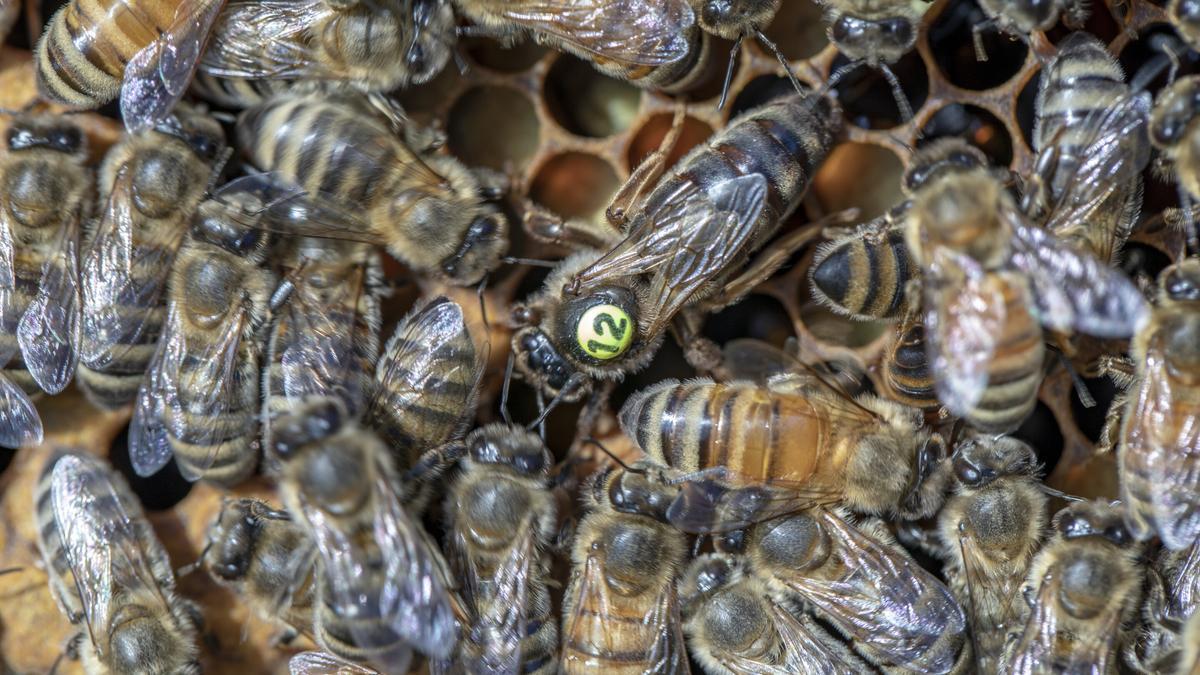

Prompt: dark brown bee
[
  {"left": 77, "top": 105, "right": 227, "bottom": 411},
  {"left": 514, "top": 92, "right": 841, "bottom": 403},
  {"left": 880, "top": 313, "right": 940, "bottom": 414},
  {"left": 0, "top": 114, "right": 92, "bottom": 448}
]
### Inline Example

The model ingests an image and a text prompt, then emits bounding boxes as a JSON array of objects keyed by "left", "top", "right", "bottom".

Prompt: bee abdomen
[
  {"left": 191, "top": 73, "right": 289, "bottom": 110},
  {"left": 620, "top": 379, "right": 717, "bottom": 471},
  {"left": 810, "top": 229, "right": 914, "bottom": 320},
  {"left": 966, "top": 289, "right": 1044, "bottom": 433},
  {"left": 884, "top": 322, "right": 938, "bottom": 410}
]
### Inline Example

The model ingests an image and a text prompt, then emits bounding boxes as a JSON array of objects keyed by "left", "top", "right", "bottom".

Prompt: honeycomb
[{"left": 0, "top": 0, "right": 1189, "bottom": 671}]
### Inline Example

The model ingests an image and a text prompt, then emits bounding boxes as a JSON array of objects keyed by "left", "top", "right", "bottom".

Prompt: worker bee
[
  {"left": 906, "top": 148, "right": 1149, "bottom": 433},
  {"left": 818, "top": 0, "right": 925, "bottom": 122},
  {"left": 236, "top": 87, "right": 508, "bottom": 286},
  {"left": 1150, "top": 75, "right": 1200, "bottom": 251},
  {"left": 561, "top": 465, "right": 690, "bottom": 673},
  {"left": 513, "top": 92, "right": 841, "bottom": 402},
  {"left": 620, "top": 375, "right": 949, "bottom": 529},
  {"left": 262, "top": 236, "right": 384, "bottom": 455},
  {"left": 200, "top": 498, "right": 317, "bottom": 645},
  {"left": 973, "top": 0, "right": 1088, "bottom": 59},
  {"left": 677, "top": 552, "right": 872, "bottom": 674},
  {"left": 1025, "top": 32, "right": 1150, "bottom": 265},
  {"left": 0, "top": 114, "right": 92, "bottom": 449},
  {"left": 1170, "top": 0, "right": 1200, "bottom": 53},
  {"left": 935, "top": 434, "right": 1048, "bottom": 672},
  {"left": 1003, "top": 500, "right": 1143, "bottom": 673},
  {"left": 739, "top": 507, "right": 969, "bottom": 673},
  {"left": 77, "top": 105, "right": 227, "bottom": 411},
  {"left": 1137, "top": 541, "right": 1200, "bottom": 669},
  {"left": 34, "top": 0, "right": 225, "bottom": 131},
  {"left": 273, "top": 396, "right": 461, "bottom": 671},
  {"left": 200, "top": 0, "right": 454, "bottom": 95},
  {"left": 1115, "top": 259, "right": 1200, "bottom": 550},
  {"left": 33, "top": 452, "right": 201, "bottom": 674},
  {"left": 364, "top": 296, "right": 483, "bottom": 474},
  {"left": 127, "top": 180, "right": 277, "bottom": 485},
  {"left": 442, "top": 423, "right": 558, "bottom": 673}
]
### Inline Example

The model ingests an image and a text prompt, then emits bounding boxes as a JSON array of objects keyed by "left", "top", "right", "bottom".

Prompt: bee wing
[
  {"left": 468, "top": 0, "right": 694, "bottom": 66},
  {"left": 201, "top": 0, "right": 332, "bottom": 80},
  {"left": 0, "top": 373, "right": 42, "bottom": 447},
  {"left": 772, "top": 606, "right": 867, "bottom": 675},
  {"left": 0, "top": 200, "right": 19, "bottom": 364},
  {"left": 575, "top": 175, "right": 767, "bottom": 339},
  {"left": 289, "top": 651, "right": 380, "bottom": 674},
  {"left": 955, "top": 525, "right": 1025, "bottom": 666},
  {"left": 1037, "top": 93, "right": 1151, "bottom": 261},
  {"left": 1008, "top": 217, "right": 1149, "bottom": 337},
  {"left": 665, "top": 475, "right": 843, "bottom": 534},
  {"left": 782, "top": 510, "right": 967, "bottom": 674},
  {"left": 464, "top": 516, "right": 536, "bottom": 674},
  {"left": 1120, "top": 340, "right": 1200, "bottom": 549},
  {"left": 128, "top": 303, "right": 182, "bottom": 477},
  {"left": 80, "top": 167, "right": 185, "bottom": 370},
  {"left": 120, "top": 0, "right": 226, "bottom": 133},
  {"left": 719, "top": 339, "right": 797, "bottom": 383},
  {"left": 922, "top": 253, "right": 1005, "bottom": 417},
  {"left": 1004, "top": 570, "right": 1123, "bottom": 675},
  {"left": 216, "top": 173, "right": 384, "bottom": 246},
  {"left": 276, "top": 254, "right": 377, "bottom": 417},
  {"left": 16, "top": 200, "right": 81, "bottom": 394},
  {"left": 365, "top": 296, "right": 482, "bottom": 449},
  {"left": 51, "top": 455, "right": 174, "bottom": 660}
]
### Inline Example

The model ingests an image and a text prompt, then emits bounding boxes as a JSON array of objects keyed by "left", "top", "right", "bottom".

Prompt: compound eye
[{"left": 576, "top": 304, "right": 633, "bottom": 360}]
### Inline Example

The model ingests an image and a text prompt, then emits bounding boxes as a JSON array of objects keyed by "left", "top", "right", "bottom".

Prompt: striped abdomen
[
  {"left": 883, "top": 318, "right": 939, "bottom": 411},
  {"left": 0, "top": 266, "right": 45, "bottom": 396},
  {"left": 962, "top": 274, "right": 1044, "bottom": 434},
  {"left": 35, "top": 0, "right": 181, "bottom": 108},
  {"left": 643, "top": 93, "right": 840, "bottom": 252},
  {"left": 620, "top": 380, "right": 858, "bottom": 483},
  {"left": 586, "top": 29, "right": 710, "bottom": 93},
  {"left": 810, "top": 226, "right": 916, "bottom": 320},
  {"left": 191, "top": 73, "right": 292, "bottom": 109}
]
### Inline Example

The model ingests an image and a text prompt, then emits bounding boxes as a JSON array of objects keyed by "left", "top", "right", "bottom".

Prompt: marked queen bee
[
  {"left": 33, "top": 452, "right": 201, "bottom": 674},
  {"left": 0, "top": 114, "right": 91, "bottom": 448}
]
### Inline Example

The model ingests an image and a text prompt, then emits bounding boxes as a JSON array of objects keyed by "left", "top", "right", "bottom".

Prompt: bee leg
[
  {"left": 971, "top": 19, "right": 998, "bottom": 62},
  {"left": 404, "top": 442, "right": 467, "bottom": 486},
  {"left": 404, "top": 122, "right": 447, "bottom": 154},
  {"left": 894, "top": 520, "right": 942, "bottom": 559},
  {"left": 520, "top": 200, "right": 614, "bottom": 250},
  {"left": 605, "top": 106, "right": 686, "bottom": 229}
]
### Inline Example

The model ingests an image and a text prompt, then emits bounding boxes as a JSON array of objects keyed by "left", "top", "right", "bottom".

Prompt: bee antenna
[
  {"left": 1039, "top": 485, "right": 1085, "bottom": 502},
  {"left": 0, "top": 567, "right": 20, "bottom": 576},
  {"left": 500, "top": 351, "right": 515, "bottom": 426},
  {"left": 502, "top": 256, "right": 557, "bottom": 268},
  {"left": 717, "top": 35, "right": 744, "bottom": 111},
  {"left": 584, "top": 437, "right": 639, "bottom": 473},
  {"left": 755, "top": 30, "right": 804, "bottom": 100},
  {"left": 527, "top": 378, "right": 572, "bottom": 431},
  {"left": 477, "top": 274, "right": 490, "bottom": 333},
  {"left": 175, "top": 542, "right": 211, "bottom": 578}
]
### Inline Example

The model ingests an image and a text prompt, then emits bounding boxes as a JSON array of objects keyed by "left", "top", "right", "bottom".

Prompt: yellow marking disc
[{"left": 577, "top": 304, "right": 632, "bottom": 359}]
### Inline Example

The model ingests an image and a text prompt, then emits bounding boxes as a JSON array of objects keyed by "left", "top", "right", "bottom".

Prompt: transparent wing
[
  {"left": 782, "top": 510, "right": 966, "bottom": 674},
  {"left": 0, "top": 198, "right": 18, "bottom": 363},
  {"left": 201, "top": 0, "right": 331, "bottom": 79},
  {"left": 574, "top": 174, "right": 767, "bottom": 338},
  {"left": 922, "top": 251, "right": 1004, "bottom": 418},
  {"left": 365, "top": 296, "right": 482, "bottom": 449},
  {"left": 128, "top": 303, "right": 183, "bottom": 477},
  {"left": 80, "top": 167, "right": 186, "bottom": 369},
  {"left": 774, "top": 607, "right": 868, "bottom": 675},
  {"left": 17, "top": 200, "right": 81, "bottom": 394},
  {"left": 1038, "top": 93, "right": 1151, "bottom": 261},
  {"left": 218, "top": 173, "right": 384, "bottom": 245},
  {"left": 0, "top": 373, "right": 42, "bottom": 448},
  {"left": 51, "top": 454, "right": 173, "bottom": 661},
  {"left": 1008, "top": 217, "right": 1149, "bottom": 337},
  {"left": 562, "top": 551, "right": 617, "bottom": 669},
  {"left": 665, "top": 474, "right": 844, "bottom": 534},
  {"left": 289, "top": 651, "right": 379, "bottom": 674},
  {"left": 120, "top": 0, "right": 226, "bottom": 132},
  {"left": 1004, "top": 570, "right": 1122, "bottom": 675},
  {"left": 1119, "top": 334, "right": 1200, "bottom": 549},
  {"left": 955, "top": 523, "right": 1026, "bottom": 667},
  {"left": 718, "top": 338, "right": 797, "bottom": 383},
  {"left": 471, "top": 0, "right": 694, "bottom": 66},
  {"left": 464, "top": 517, "right": 535, "bottom": 674}
]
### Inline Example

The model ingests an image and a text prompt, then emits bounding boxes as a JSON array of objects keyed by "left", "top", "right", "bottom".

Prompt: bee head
[
  {"left": 1054, "top": 501, "right": 1130, "bottom": 547},
  {"left": 1161, "top": 259, "right": 1200, "bottom": 303},
  {"left": 830, "top": 14, "right": 916, "bottom": 65},
  {"left": 1150, "top": 76, "right": 1200, "bottom": 149},
  {"left": 6, "top": 117, "right": 84, "bottom": 155},
  {"left": 606, "top": 466, "right": 676, "bottom": 522},
  {"left": 403, "top": 0, "right": 455, "bottom": 85},
  {"left": 193, "top": 200, "right": 268, "bottom": 254},
  {"left": 1007, "top": 0, "right": 1058, "bottom": 30},
  {"left": 466, "top": 423, "right": 550, "bottom": 476},
  {"left": 556, "top": 286, "right": 639, "bottom": 365},
  {"left": 1172, "top": 0, "right": 1200, "bottom": 44},
  {"left": 952, "top": 436, "right": 1036, "bottom": 488},
  {"left": 903, "top": 139, "right": 989, "bottom": 195},
  {"left": 154, "top": 109, "right": 226, "bottom": 163},
  {"left": 439, "top": 207, "right": 508, "bottom": 285},
  {"left": 911, "top": 169, "right": 1009, "bottom": 265},
  {"left": 271, "top": 398, "right": 347, "bottom": 459},
  {"left": 207, "top": 502, "right": 259, "bottom": 582}
]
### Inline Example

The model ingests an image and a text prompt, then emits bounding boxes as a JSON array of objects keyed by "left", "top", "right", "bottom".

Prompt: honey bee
[
  {"left": 454, "top": 0, "right": 710, "bottom": 94},
  {"left": 262, "top": 235, "right": 384, "bottom": 455},
  {"left": 513, "top": 92, "right": 841, "bottom": 402},
  {"left": 200, "top": 498, "right": 317, "bottom": 645},
  {"left": 935, "top": 434, "right": 1048, "bottom": 672},
  {"left": 619, "top": 375, "right": 950, "bottom": 528},
  {"left": 1025, "top": 32, "right": 1150, "bottom": 265},
  {"left": 1114, "top": 260, "right": 1200, "bottom": 550},
  {"left": 273, "top": 396, "right": 461, "bottom": 671},
  {"left": 442, "top": 423, "right": 558, "bottom": 673},
  {"left": 34, "top": 0, "right": 226, "bottom": 131},
  {"left": 1002, "top": 500, "right": 1143, "bottom": 674},
  {"left": 880, "top": 312, "right": 941, "bottom": 413},
  {"left": 127, "top": 180, "right": 277, "bottom": 485},
  {"left": 973, "top": 0, "right": 1088, "bottom": 60},
  {"left": 818, "top": 0, "right": 925, "bottom": 122},
  {"left": 1169, "top": 0, "right": 1200, "bottom": 54},
  {"left": 740, "top": 507, "right": 970, "bottom": 673},
  {"left": 200, "top": 0, "right": 455, "bottom": 94},
  {"left": 561, "top": 465, "right": 690, "bottom": 673},
  {"left": 77, "top": 105, "right": 227, "bottom": 411},
  {"left": 906, "top": 151, "right": 1149, "bottom": 434},
  {"left": 364, "top": 296, "right": 483, "bottom": 474},
  {"left": 1150, "top": 75, "right": 1200, "bottom": 251},
  {"left": 0, "top": 114, "right": 92, "bottom": 449},
  {"left": 1137, "top": 541, "right": 1200, "bottom": 669},
  {"left": 33, "top": 452, "right": 201, "bottom": 674},
  {"left": 236, "top": 87, "right": 508, "bottom": 286},
  {"left": 677, "top": 552, "right": 872, "bottom": 674}
]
